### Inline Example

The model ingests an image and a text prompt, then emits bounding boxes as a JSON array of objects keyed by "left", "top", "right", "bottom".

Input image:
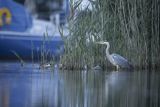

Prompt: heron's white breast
[{"left": 107, "top": 55, "right": 117, "bottom": 66}]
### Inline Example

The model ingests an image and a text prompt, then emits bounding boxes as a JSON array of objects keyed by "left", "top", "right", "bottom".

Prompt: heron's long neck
[{"left": 105, "top": 44, "right": 110, "bottom": 57}]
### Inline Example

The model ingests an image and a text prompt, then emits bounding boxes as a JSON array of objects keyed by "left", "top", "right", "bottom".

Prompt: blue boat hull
[{"left": 0, "top": 32, "right": 64, "bottom": 61}]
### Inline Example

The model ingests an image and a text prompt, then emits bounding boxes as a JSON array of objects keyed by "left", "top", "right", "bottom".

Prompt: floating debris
[
  {"left": 39, "top": 63, "right": 51, "bottom": 69},
  {"left": 92, "top": 65, "right": 102, "bottom": 71}
]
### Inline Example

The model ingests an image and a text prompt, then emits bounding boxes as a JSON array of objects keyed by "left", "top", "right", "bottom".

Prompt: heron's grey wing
[{"left": 111, "top": 53, "right": 132, "bottom": 68}]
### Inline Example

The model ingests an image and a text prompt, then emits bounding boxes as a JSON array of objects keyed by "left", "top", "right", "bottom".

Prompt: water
[{"left": 0, "top": 62, "right": 159, "bottom": 107}]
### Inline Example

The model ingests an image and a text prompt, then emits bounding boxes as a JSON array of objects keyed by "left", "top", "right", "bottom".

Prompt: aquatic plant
[
  {"left": 11, "top": 32, "right": 56, "bottom": 69},
  {"left": 60, "top": 0, "right": 160, "bottom": 70},
  {"left": 11, "top": 50, "right": 25, "bottom": 66}
]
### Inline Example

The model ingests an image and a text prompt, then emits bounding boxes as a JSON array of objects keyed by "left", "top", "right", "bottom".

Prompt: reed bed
[{"left": 60, "top": 0, "right": 160, "bottom": 70}]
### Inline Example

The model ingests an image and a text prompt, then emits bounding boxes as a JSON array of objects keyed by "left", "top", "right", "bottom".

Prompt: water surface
[{"left": 0, "top": 62, "right": 159, "bottom": 107}]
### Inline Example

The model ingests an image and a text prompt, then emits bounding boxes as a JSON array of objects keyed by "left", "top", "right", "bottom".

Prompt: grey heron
[{"left": 96, "top": 41, "right": 133, "bottom": 70}]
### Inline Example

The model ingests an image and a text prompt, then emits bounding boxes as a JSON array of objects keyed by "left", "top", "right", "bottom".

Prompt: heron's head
[{"left": 96, "top": 41, "right": 110, "bottom": 50}]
